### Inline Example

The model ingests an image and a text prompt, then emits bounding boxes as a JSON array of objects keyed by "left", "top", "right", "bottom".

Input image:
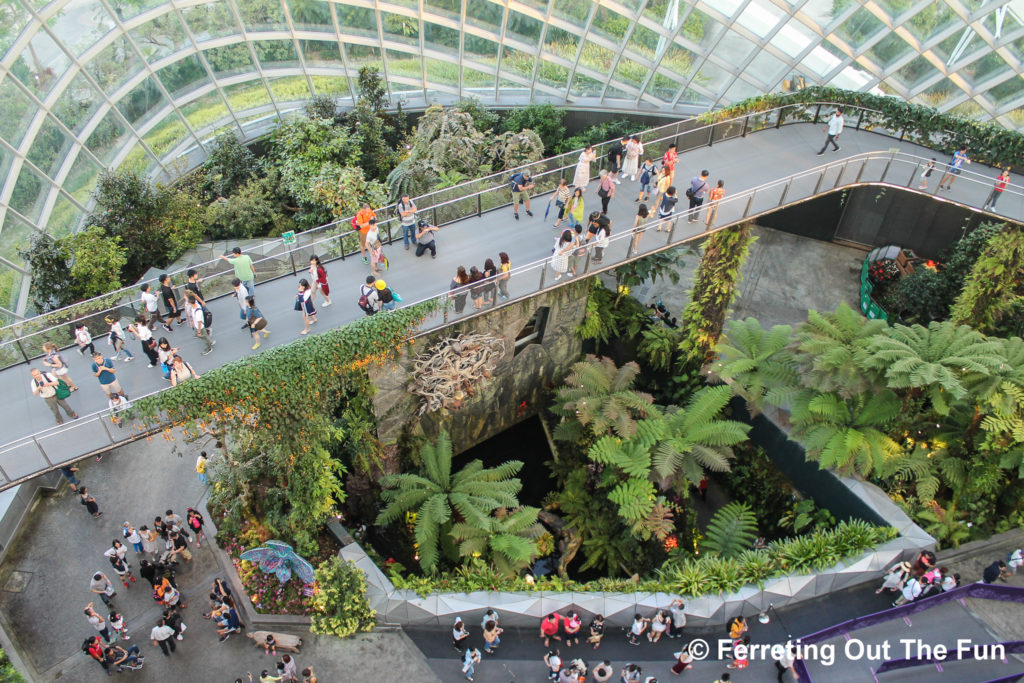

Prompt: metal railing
[
  {"left": 0, "top": 145, "right": 1019, "bottom": 491},
  {"left": 6, "top": 100, "right": 1019, "bottom": 373}
]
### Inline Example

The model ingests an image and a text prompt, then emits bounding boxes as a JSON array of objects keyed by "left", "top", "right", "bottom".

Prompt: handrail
[
  {"left": 0, "top": 147, "right": 1018, "bottom": 488},
  {"left": 10, "top": 98, "right": 1017, "bottom": 351}
]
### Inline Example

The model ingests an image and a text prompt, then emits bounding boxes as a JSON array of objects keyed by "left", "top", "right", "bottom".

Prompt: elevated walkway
[{"left": 0, "top": 106, "right": 1022, "bottom": 490}]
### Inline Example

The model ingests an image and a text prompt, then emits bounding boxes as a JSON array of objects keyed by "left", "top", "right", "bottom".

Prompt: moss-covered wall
[{"left": 368, "top": 279, "right": 590, "bottom": 453}]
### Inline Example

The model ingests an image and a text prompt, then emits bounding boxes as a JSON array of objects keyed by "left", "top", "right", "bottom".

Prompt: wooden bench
[{"left": 247, "top": 630, "right": 302, "bottom": 653}]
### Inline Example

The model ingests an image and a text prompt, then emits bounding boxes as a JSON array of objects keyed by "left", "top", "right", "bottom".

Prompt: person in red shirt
[
  {"left": 662, "top": 144, "right": 678, "bottom": 185},
  {"left": 354, "top": 203, "right": 377, "bottom": 265},
  {"left": 540, "top": 612, "right": 562, "bottom": 648},
  {"left": 983, "top": 168, "right": 1011, "bottom": 212}
]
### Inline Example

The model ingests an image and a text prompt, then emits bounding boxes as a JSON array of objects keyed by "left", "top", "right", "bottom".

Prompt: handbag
[
  {"left": 294, "top": 296, "right": 302, "bottom": 311},
  {"left": 55, "top": 379, "right": 71, "bottom": 400},
  {"left": 597, "top": 186, "right": 609, "bottom": 198}
]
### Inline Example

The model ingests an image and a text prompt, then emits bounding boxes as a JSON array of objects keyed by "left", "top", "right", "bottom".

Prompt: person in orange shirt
[
  {"left": 662, "top": 143, "right": 678, "bottom": 185},
  {"left": 354, "top": 203, "right": 377, "bottom": 264},
  {"left": 705, "top": 179, "right": 725, "bottom": 229}
]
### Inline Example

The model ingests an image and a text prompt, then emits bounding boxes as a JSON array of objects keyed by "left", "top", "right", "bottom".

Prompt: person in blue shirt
[
  {"left": 938, "top": 147, "right": 971, "bottom": 191},
  {"left": 91, "top": 353, "right": 128, "bottom": 399}
]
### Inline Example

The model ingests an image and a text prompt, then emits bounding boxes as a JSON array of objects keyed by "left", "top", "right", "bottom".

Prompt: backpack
[
  {"left": 203, "top": 308, "right": 213, "bottom": 329},
  {"left": 358, "top": 294, "right": 375, "bottom": 314},
  {"left": 509, "top": 172, "right": 524, "bottom": 191}
]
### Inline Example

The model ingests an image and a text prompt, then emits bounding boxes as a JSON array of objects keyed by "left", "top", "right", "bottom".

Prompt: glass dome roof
[{"left": 0, "top": 0, "right": 1022, "bottom": 317}]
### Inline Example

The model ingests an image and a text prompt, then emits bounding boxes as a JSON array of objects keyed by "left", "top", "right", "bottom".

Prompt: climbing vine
[{"left": 950, "top": 226, "right": 1024, "bottom": 335}]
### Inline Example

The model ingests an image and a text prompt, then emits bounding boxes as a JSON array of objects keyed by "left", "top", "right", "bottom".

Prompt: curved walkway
[{"left": 1, "top": 121, "right": 1022, "bottom": 488}]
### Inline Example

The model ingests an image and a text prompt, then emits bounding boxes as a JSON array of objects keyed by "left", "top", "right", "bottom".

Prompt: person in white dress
[
  {"left": 623, "top": 136, "right": 643, "bottom": 180},
  {"left": 875, "top": 561, "right": 910, "bottom": 594},
  {"left": 572, "top": 146, "right": 597, "bottom": 191}
]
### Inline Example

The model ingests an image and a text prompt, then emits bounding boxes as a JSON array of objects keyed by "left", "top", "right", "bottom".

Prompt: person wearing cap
[
  {"left": 876, "top": 561, "right": 911, "bottom": 594},
  {"left": 509, "top": 170, "right": 535, "bottom": 220},
  {"left": 219, "top": 247, "right": 256, "bottom": 297},
  {"left": 414, "top": 220, "right": 439, "bottom": 258},
  {"left": 375, "top": 280, "right": 397, "bottom": 311}
]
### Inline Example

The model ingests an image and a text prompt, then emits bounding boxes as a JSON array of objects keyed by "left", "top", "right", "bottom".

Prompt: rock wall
[{"left": 368, "top": 279, "right": 590, "bottom": 454}]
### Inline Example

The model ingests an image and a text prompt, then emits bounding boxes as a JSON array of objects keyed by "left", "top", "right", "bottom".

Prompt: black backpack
[{"left": 202, "top": 308, "right": 213, "bottom": 329}]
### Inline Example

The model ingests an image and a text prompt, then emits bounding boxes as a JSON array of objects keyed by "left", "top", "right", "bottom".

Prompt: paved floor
[{"left": 3, "top": 122, "right": 1023, "bottom": 484}]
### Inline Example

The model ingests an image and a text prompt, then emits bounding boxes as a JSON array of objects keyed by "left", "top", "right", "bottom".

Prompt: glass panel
[
  {"left": 736, "top": 1, "right": 786, "bottom": 39},
  {"left": 0, "top": 2, "right": 32, "bottom": 57},
  {"left": 381, "top": 11, "right": 420, "bottom": 46},
  {"left": 770, "top": 16, "right": 820, "bottom": 58},
  {"left": 682, "top": 8, "right": 721, "bottom": 49},
  {"left": 224, "top": 80, "right": 275, "bottom": 112},
  {"left": 578, "top": 39, "right": 615, "bottom": 74},
  {"left": 26, "top": 116, "right": 72, "bottom": 179},
  {"left": 891, "top": 54, "right": 933, "bottom": 90},
  {"left": 157, "top": 53, "right": 209, "bottom": 99},
  {"left": 715, "top": 30, "right": 757, "bottom": 64},
  {"left": 131, "top": 13, "right": 190, "bottom": 63},
  {"left": 302, "top": 39, "right": 342, "bottom": 66},
  {"left": 286, "top": 0, "right": 334, "bottom": 32},
  {"left": 180, "top": 2, "right": 241, "bottom": 41},
  {"left": 87, "top": 42, "right": 145, "bottom": 96},
  {"left": 947, "top": 99, "right": 985, "bottom": 120},
  {"left": 423, "top": 21, "right": 460, "bottom": 51},
  {"left": 85, "top": 109, "right": 131, "bottom": 165},
  {"left": 48, "top": 192, "right": 84, "bottom": 239},
  {"left": 424, "top": 58, "right": 459, "bottom": 86},
  {"left": 389, "top": 79, "right": 420, "bottom": 93},
  {"left": 834, "top": 8, "right": 885, "bottom": 49},
  {"left": 569, "top": 73, "right": 603, "bottom": 97},
  {"left": 266, "top": 75, "right": 312, "bottom": 102},
  {"left": 933, "top": 29, "right": 979, "bottom": 65},
  {"left": 54, "top": 0, "right": 116, "bottom": 58},
  {"left": 0, "top": 79, "right": 35, "bottom": 146},
  {"left": 501, "top": 47, "right": 535, "bottom": 79},
  {"left": 467, "top": 0, "right": 505, "bottom": 31},
  {"left": 142, "top": 112, "right": 188, "bottom": 158},
  {"left": 646, "top": 72, "right": 681, "bottom": 101},
  {"left": 424, "top": 0, "right": 460, "bottom": 19},
  {"left": 613, "top": 57, "right": 648, "bottom": 90},
  {"left": 902, "top": 3, "right": 958, "bottom": 44},
  {"left": 988, "top": 75, "right": 1024, "bottom": 107},
  {"left": 343, "top": 43, "right": 382, "bottom": 68},
  {"left": 552, "top": 0, "right": 590, "bottom": 24},
  {"left": 462, "top": 66, "right": 494, "bottom": 88},
  {"left": 9, "top": 164, "right": 49, "bottom": 222},
  {"left": 661, "top": 43, "right": 699, "bottom": 79},
  {"left": 746, "top": 49, "right": 788, "bottom": 86},
  {"left": 506, "top": 10, "right": 543, "bottom": 46},
  {"left": 627, "top": 24, "right": 660, "bottom": 61},
  {"left": 544, "top": 26, "right": 577, "bottom": 61},
  {"left": 465, "top": 34, "right": 499, "bottom": 67},
  {"left": 17, "top": 30, "right": 71, "bottom": 97},
  {"left": 386, "top": 48, "right": 421, "bottom": 79},
  {"left": 694, "top": 59, "right": 733, "bottom": 93},
  {"left": 0, "top": 213, "right": 36, "bottom": 266},
  {"left": 961, "top": 52, "right": 1011, "bottom": 86},
  {"left": 535, "top": 58, "right": 569, "bottom": 90},
  {"left": 119, "top": 144, "right": 151, "bottom": 172},
  {"left": 254, "top": 39, "right": 300, "bottom": 70},
  {"left": 722, "top": 78, "right": 760, "bottom": 103},
  {"left": 240, "top": 0, "right": 287, "bottom": 32},
  {"left": 63, "top": 152, "right": 101, "bottom": 207},
  {"left": 110, "top": 0, "right": 165, "bottom": 21},
  {"left": 53, "top": 75, "right": 104, "bottom": 140},
  {"left": 591, "top": 6, "right": 630, "bottom": 42},
  {"left": 335, "top": 5, "right": 376, "bottom": 34},
  {"left": 0, "top": 147, "right": 12, "bottom": 188},
  {"left": 116, "top": 75, "right": 167, "bottom": 128},
  {"left": 866, "top": 32, "right": 911, "bottom": 68},
  {"left": 205, "top": 43, "right": 255, "bottom": 79},
  {"left": 310, "top": 76, "right": 349, "bottom": 96},
  {"left": 181, "top": 90, "right": 230, "bottom": 131}
]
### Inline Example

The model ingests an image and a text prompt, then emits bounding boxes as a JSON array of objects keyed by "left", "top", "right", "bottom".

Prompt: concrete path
[{"left": 2, "top": 122, "right": 1023, "bottom": 484}]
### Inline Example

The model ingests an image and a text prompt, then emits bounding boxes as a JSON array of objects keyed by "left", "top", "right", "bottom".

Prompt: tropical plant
[
  {"left": 62, "top": 227, "right": 127, "bottom": 300},
  {"left": 304, "top": 93, "right": 338, "bottom": 121},
  {"left": 356, "top": 65, "right": 389, "bottom": 113},
  {"left": 456, "top": 98, "right": 501, "bottom": 133},
  {"left": 915, "top": 501, "right": 971, "bottom": 549},
  {"left": 715, "top": 318, "right": 798, "bottom": 410},
  {"left": 551, "top": 356, "right": 658, "bottom": 440},
  {"left": 310, "top": 556, "right": 377, "bottom": 637},
  {"left": 500, "top": 103, "right": 566, "bottom": 155},
  {"left": 490, "top": 129, "right": 545, "bottom": 170},
  {"left": 701, "top": 502, "right": 758, "bottom": 559},
  {"left": 451, "top": 506, "right": 545, "bottom": 576},
  {"left": 613, "top": 250, "right": 686, "bottom": 304},
  {"left": 205, "top": 175, "right": 290, "bottom": 239},
  {"left": 310, "top": 166, "right": 389, "bottom": 222},
  {"left": 202, "top": 130, "right": 257, "bottom": 198},
  {"left": 375, "top": 430, "right": 525, "bottom": 572},
  {"left": 779, "top": 499, "right": 836, "bottom": 534},
  {"left": 950, "top": 226, "right": 1024, "bottom": 335},
  {"left": 266, "top": 116, "right": 363, "bottom": 209}
]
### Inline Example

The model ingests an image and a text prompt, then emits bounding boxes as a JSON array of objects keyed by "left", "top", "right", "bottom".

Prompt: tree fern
[
  {"left": 795, "top": 303, "right": 887, "bottom": 397},
  {"left": 702, "top": 502, "right": 758, "bottom": 559},
  {"left": 551, "top": 355, "right": 659, "bottom": 439},
  {"left": 452, "top": 506, "right": 544, "bottom": 576},
  {"left": 950, "top": 227, "right": 1024, "bottom": 334},
  {"left": 715, "top": 318, "right": 799, "bottom": 409}
]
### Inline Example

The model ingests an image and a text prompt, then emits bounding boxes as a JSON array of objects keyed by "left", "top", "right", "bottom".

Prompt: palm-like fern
[
  {"left": 701, "top": 502, "right": 758, "bottom": 558},
  {"left": 864, "top": 321, "right": 1003, "bottom": 414},
  {"left": 795, "top": 303, "right": 887, "bottom": 397},
  {"left": 451, "top": 506, "right": 544, "bottom": 576},
  {"left": 715, "top": 318, "right": 799, "bottom": 409},
  {"left": 552, "top": 355, "right": 659, "bottom": 439},
  {"left": 376, "top": 431, "right": 524, "bottom": 572},
  {"left": 789, "top": 389, "right": 903, "bottom": 476}
]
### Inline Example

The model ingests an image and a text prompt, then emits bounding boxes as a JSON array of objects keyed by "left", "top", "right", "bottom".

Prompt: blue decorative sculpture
[{"left": 240, "top": 540, "right": 316, "bottom": 584}]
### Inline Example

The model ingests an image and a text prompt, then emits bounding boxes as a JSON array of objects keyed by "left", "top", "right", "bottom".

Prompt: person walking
[
  {"left": 671, "top": 642, "right": 695, "bottom": 675},
  {"left": 83, "top": 635, "right": 109, "bottom": 674},
  {"left": 74, "top": 322, "right": 96, "bottom": 356},
  {"left": 127, "top": 317, "right": 159, "bottom": 367},
  {"left": 368, "top": 230, "right": 388, "bottom": 277},
  {"left": 229, "top": 279, "right": 249, "bottom": 329},
  {"left": 937, "top": 146, "right": 971, "bottom": 190},
  {"left": 169, "top": 355, "right": 199, "bottom": 386},
  {"left": 565, "top": 187, "right": 585, "bottom": 230},
  {"left": 462, "top": 647, "right": 481, "bottom": 682},
  {"left": 450, "top": 267, "right": 470, "bottom": 314},
  {"left": 60, "top": 465, "right": 81, "bottom": 492},
  {"left": 452, "top": 617, "right": 470, "bottom": 651},
  {"left": 597, "top": 169, "right": 615, "bottom": 215},
  {"left": 186, "top": 508, "right": 206, "bottom": 548},
  {"left": 80, "top": 487, "right": 102, "bottom": 518},
  {"left": 185, "top": 269, "right": 205, "bottom": 306},
  {"left": 816, "top": 108, "right": 844, "bottom": 155},
  {"left": 686, "top": 170, "right": 710, "bottom": 223},
  {"left": 705, "top": 180, "right": 725, "bottom": 229},
  {"left": 875, "top": 561, "right": 911, "bottom": 594},
  {"left": 637, "top": 158, "right": 656, "bottom": 202},
  {"left": 662, "top": 143, "right": 678, "bottom": 186},
  {"left": 90, "top": 572, "right": 116, "bottom": 605},
  {"left": 893, "top": 575, "right": 922, "bottom": 605},
  {"left": 354, "top": 203, "right": 377, "bottom": 265},
  {"left": 414, "top": 220, "right": 439, "bottom": 258},
  {"left": 188, "top": 295, "right": 215, "bottom": 356},
  {"left": 544, "top": 649, "right": 563, "bottom": 681},
  {"left": 482, "top": 619, "right": 502, "bottom": 654},
  {"left": 658, "top": 186, "right": 679, "bottom": 232},
  {"left": 552, "top": 178, "right": 572, "bottom": 229},
  {"left": 220, "top": 247, "right": 256, "bottom": 296},
  {"left": 85, "top": 603, "right": 112, "bottom": 643},
  {"left": 630, "top": 203, "right": 650, "bottom": 253},
  {"left": 551, "top": 230, "right": 574, "bottom": 281},
  {"left": 358, "top": 276, "right": 380, "bottom": 316},
  {"left": 588, "top": 212, "right": 611, "bottom": 263},
  {"left": 104, "top": 316, "right": 134, "bottom": 362},
  {"left": 296, "top": 279, "right": 317, "bottom": 335},
  {"left": 156, "top": 338, "right": 178, "bottom": 380},
  {"left": 42, "top": 342, "right": 78, "bottom": 391},
  {"left": 30, "top": 368, "right": 77, "bottom": 425},
  {"left": 159, "top": 274, "right": 183, "bottom": 330},
  {"left": 195, "top": 452, "right": 209, "bottom": 485},
  {"left": 91, "top": 352, "right": 127, "bottom": 399},
  {"left": 397, "top": 193, "right": 418, "bottom": 250},
  {"left": 150, "top": 619, "right": 177, "bottom": 656},
  {"left": 139, "top": 284, "right": 160, "bottom": 331},
  {"left": 628, "top": 613, "right": 650, "bottom": 645},
  {"left": 624, "top": 135, "right": 643, "bottom": 181},
  {"left": 246, "top": 296, "right": 270, "bottom": 350},
  {"left": 653, "top": 165, "right": 673, "bottom": 212},
  {"left": 309, "top": 255, "right": 332, "bottom": 308},
  {"left": 510, "top": 170, "right": 535, "bottom": 220},
  {"left": 108, "top": 552, "right": 136, "bottom": 589},
  {"left": 608, "top": 136, "right": 629, "bottom": 183},
  {"left": 497, "top": 252, "right": 511, "bottom": 300},
  {"left": 918, "top": 158, "right": 936, "bottom": 190},
  {"left": 983, "top": 168, "right": 1011, "bottom": 211},
  {"left": 572, "top": 145, "right": 597, "bottom": 190}
]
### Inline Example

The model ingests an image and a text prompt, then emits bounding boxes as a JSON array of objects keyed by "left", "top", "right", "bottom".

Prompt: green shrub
[{"left": 310, "top": 556, "right": 377, "bottom": 638}]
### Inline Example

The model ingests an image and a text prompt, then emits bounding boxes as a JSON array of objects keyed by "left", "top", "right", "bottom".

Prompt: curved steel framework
[{"left": 0, "top": 0, "right": 1023, "bottom": 317}]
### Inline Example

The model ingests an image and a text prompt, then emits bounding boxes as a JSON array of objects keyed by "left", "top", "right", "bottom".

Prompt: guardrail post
[
  {"left": 854, "top": 158, "right": 869, "bottom": 184},
  {"left": 98, "top": 415, "right": 117, "bottom": 447},
  {"left": 477, "top": 194, "right": 482, "bottom": 217},
  {"left": 432, "top": 206, "right": 438, "bottom": 226},
  {"left": 743, "top": 191, "right": 756, "bottom": 218},
  {"left": 538, "top": 264, "right": 547, "bottom": 290},
  {"left": 339, "top": 231, "right": 346, "bottom": 261},
  {"left": 707, "top": 124, "right": 715, "bottom": 147},
  {"left": 880, "top": 152, "right": 895, "bottom": 183},
  {"left": 834, "top": 160, "right": 850, "bottom": 189},
  {"left": 857, "top": 109, "right": 865, "bottom": 131},
  {"left": 813, "top": 104, "right": 821, "bottom": 124},
  {"left": 778, "top": 179, "right": 792, "bottom": 207},
  {"left": 667, "top": 216, "right": 680, "bottom": 243},
  {"left": 741, "top": 114, "right": 749, "bottom": 138},
  {"left": 907, "top": 160, "right": 921, "bottom": 188},
  {"left": 287, "top": 246, "right": 297, "bottom": 276},
  {"left": 812, "top": 167, "right": 827, "bottom": 196},
  {"left": 15, "top": 339, "right": 30, "bottom": 365},
  {"left": 582, "top": 247, "right": 592, "bottom": 274},
  {"left": 775, "top": 106, "right": 784, "bottom": 129}
]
